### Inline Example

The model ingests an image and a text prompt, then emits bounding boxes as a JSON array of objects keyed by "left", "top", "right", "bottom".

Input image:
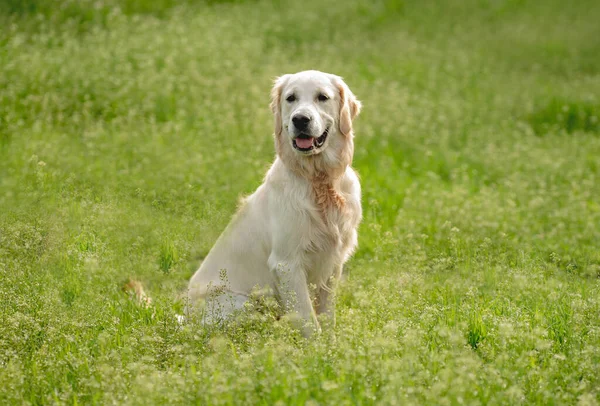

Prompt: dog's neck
[{"left": 311, "top": 171, "right": 346, "bottom": 214}]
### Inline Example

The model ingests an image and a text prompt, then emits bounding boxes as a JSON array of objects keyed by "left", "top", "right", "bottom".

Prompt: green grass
[{"left": 1, "top": 0, "right": 600, "bottom": 404}]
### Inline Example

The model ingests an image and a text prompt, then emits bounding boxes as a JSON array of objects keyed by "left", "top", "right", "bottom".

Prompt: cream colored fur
[{"left": 187, "top": 70, "right": 362, "bottom": 336}]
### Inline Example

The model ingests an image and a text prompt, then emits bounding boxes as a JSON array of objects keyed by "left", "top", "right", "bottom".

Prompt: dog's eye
[
  {"left": 317, "top": 93, "right": 329, "bottom": 102},
  {"left": 286, "top": 94, "right": 296, "bottom": 102}
]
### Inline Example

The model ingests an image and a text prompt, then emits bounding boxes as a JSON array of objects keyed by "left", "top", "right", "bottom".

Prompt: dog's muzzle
[{"left": 292, "top": 128, "right": 329, "bottom": 153}]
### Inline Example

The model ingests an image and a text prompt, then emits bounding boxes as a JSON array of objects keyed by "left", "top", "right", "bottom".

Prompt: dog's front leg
[
  {"left": 316, "top": 263, "right": 343, "bottom": 327},
  {"left": 270, "top": 257, "right": 319, "bottom": 337}
]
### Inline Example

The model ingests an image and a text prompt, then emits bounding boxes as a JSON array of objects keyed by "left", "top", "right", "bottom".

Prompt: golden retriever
[{"left": 187, "top": 70, "right": 362, "bottom": 336}]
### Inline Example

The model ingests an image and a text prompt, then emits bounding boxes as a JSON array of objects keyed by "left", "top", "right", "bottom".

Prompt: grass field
[{"left": 1, "top": 0, "right": 600, "bottom": 404}]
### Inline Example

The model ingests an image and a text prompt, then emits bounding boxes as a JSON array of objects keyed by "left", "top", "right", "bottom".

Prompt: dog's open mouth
[{"left": 292, "top": 128, "right": 329, "bottom": 152}]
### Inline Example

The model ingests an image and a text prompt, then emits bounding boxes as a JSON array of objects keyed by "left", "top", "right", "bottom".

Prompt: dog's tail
[
  {"left": 121, "top": 278, "right": 189, "bottom": 324},
  {"left": 122, "top": 279, "right": 153, "bottom": 308}
]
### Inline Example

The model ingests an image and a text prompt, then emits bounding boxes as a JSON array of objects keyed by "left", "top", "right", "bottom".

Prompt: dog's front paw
[
  {"left": 301, "top": 322, "right": 321, "bottom": 338},
  {"left": 282, "top": 312, "right": 321, "bottom": 338}
]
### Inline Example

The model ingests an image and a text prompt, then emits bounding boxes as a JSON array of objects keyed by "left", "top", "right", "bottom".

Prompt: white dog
[{"left": 187, "top": 70, "right": 362, "bottom": 336}]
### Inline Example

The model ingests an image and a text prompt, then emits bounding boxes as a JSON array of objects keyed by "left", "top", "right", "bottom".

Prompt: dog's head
[{"left": 270, "top": 71, "right": 361, "bottom": 175}]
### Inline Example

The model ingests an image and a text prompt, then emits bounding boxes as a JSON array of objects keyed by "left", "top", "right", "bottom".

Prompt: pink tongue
[{"left": 295, "top": 137, "right": 313, "bottom": 149}]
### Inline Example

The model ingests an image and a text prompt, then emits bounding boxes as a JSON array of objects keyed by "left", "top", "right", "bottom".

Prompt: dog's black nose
[{"left": 292, "top": 115, "right": 311, "bottom": 131}]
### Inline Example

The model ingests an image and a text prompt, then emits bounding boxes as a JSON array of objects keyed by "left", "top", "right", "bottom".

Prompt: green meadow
[{"left": 1, "top": 0, "right": 599, "bottom": 404}]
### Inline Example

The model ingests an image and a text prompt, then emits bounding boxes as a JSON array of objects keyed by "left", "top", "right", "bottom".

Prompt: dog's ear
[
  {"left": 336, "top": 77, "right": 362, "bottom": 136},
  {"left": 270, "top": 75, "right": 290, "bottom": 137}
]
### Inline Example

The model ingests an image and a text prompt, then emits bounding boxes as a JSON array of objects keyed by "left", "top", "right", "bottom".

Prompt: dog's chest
[{"left": 300, "top": 185, "right": 360, "bottom": 280}]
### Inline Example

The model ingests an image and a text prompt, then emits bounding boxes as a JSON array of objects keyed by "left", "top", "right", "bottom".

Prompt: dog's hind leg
[{"left": 202, "top": 291, "right": 249, "bottom": 325}]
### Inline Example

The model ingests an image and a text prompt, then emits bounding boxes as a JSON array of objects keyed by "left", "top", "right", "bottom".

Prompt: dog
[{"left": 187, "top": 70, "right": 362, "bottom": 336}]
